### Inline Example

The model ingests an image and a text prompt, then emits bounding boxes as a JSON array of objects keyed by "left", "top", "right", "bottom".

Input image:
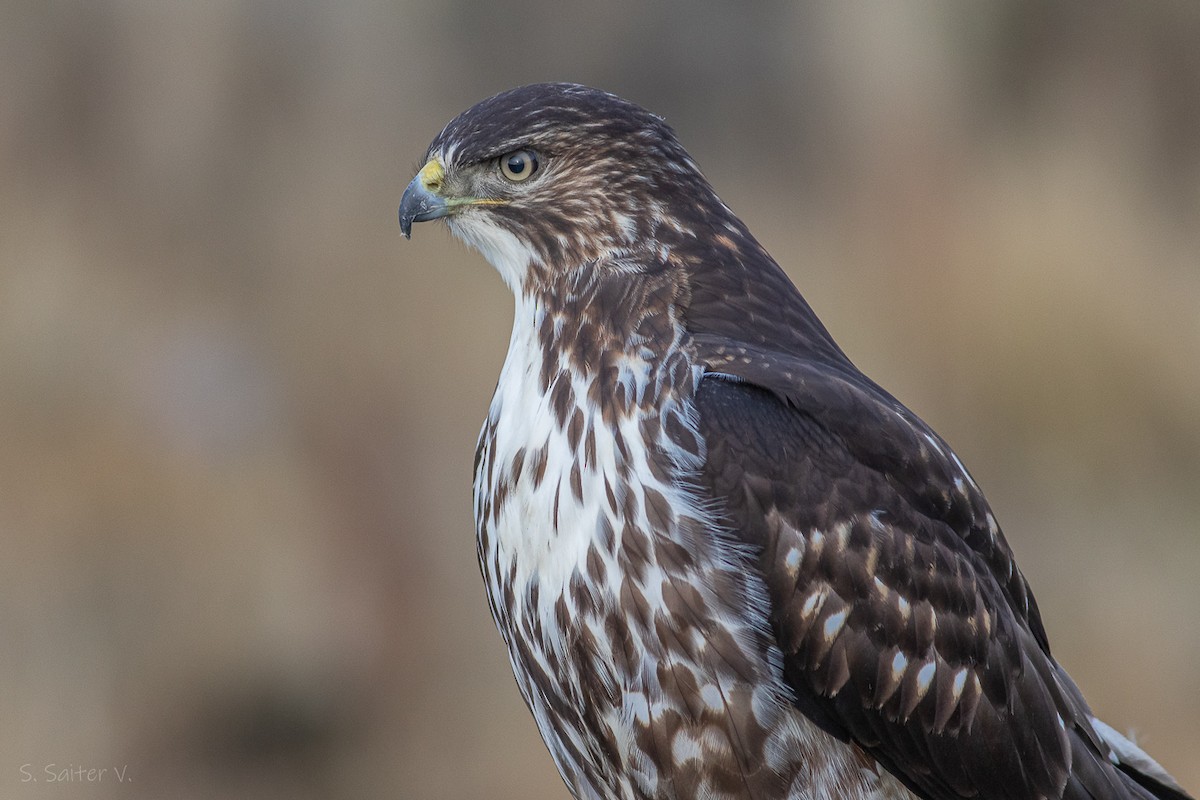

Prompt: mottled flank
[{"left": 403, "top": 83, "right": 1192, "bottom": 800}]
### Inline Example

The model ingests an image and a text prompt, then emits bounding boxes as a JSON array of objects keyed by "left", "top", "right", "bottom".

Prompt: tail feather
[{"left": 1091, "top": 717, "right": 1193, "bottom": 800}]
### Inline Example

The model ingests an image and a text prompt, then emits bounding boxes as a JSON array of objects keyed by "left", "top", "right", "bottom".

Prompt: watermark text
[{"left": 19, "top": 764, "right": 132, "bottom": 784}]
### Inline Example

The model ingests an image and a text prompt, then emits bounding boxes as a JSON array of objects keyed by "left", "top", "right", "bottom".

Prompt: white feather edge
[{"left": 1090, "top": 716, "right": 1187, "bottom": 793}]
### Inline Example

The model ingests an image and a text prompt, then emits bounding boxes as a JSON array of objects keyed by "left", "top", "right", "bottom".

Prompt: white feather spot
[
  {"left": 891, "top": 651, "right": 908, "bottom": 681},
  {"left": 810, "top": 529, "right": 824, "bottom": 552},
  {"left": 671, "top": 729, "right": 703, "bottom": 764},
  {"left": 873, "top": 576, "right": 887, "bottom": 596},
  {"left": 916, "top": 661, "right": 937, "bottom": 695},
  {"left": 952, "top": 668, "right": 968, "bottom": 701},
  {"left": 784, "top": 546, "right": 802, "bottom": 572},
  {"left": 801, "top": 589, "right": 825, "bottom": 619},
  {"left": 823, "top": 610, "right": 847, "bottom": 641},
  {"left": 832, "top": 522, "right": 850, "bottom": 550},
  {"left": 700, "top": 684, "right": 724, "bottom": 712}
]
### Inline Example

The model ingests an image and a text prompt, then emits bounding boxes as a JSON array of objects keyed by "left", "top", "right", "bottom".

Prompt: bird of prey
[{"left": 398, "top": 83, "right": 1190, "bottom": 800}]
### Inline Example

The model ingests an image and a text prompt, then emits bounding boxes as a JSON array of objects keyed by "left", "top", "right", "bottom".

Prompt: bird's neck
[{"left": 509, "top": 262, "right": 695, "bottom": 410}]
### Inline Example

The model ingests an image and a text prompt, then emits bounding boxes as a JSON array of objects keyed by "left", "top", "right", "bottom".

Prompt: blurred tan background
[{"left": 2, "top": 2, "right": 1198, "bottom": 798}]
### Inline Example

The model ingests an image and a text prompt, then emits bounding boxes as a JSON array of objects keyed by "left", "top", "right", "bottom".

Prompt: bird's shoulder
[{"left": 688, "top": 333, "right": 1038, "bottom": 630}]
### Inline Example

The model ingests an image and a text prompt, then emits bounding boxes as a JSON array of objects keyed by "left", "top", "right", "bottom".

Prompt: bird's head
[{"left": 399, "top": 83, "right": 723, "bottom": 293}]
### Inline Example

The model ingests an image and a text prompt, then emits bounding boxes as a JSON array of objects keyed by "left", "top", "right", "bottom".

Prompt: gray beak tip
[
  {"left": 399, "top": 207, "right": 413, "bottom": 239},
  {"left": 398, "top": 173, "right": 451, "bottom": 240}
]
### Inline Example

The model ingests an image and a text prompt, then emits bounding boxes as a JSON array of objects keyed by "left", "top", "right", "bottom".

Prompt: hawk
[{"left": 398, "top": 83, "right": 1190, "bottom": 800}]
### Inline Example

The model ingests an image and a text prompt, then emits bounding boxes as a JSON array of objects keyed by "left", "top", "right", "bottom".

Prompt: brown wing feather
[{"left": 690, "top": 360, "right": 1153, "bottom": 800}]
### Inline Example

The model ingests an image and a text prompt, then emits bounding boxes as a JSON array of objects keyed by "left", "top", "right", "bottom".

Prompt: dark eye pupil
[{"left": 500, "top": 149, "right": 538, "bottom": 181}]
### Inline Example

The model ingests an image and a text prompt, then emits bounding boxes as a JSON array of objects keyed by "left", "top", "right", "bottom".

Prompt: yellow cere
[{"left": 417, "top": 158, "right": 445, "bottom": 191}]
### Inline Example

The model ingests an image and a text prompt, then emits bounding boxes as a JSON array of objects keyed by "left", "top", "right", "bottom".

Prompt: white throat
[{"left": 448, "top": 215, "right": 537, "bottom": 294}]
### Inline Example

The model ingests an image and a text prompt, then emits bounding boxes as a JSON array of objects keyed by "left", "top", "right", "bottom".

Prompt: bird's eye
[{"left": 499, "top": 149, "right": 539, "bottom": 182}]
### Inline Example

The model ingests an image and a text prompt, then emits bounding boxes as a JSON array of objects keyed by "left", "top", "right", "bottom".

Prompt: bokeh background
[{"left": 2, "top": 2, "right": 1198, "bottom": 798}]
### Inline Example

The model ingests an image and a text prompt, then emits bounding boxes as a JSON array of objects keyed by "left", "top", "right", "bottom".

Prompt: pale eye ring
[{"left": 499, "top": 149, "right": 539, "bottom": 182}]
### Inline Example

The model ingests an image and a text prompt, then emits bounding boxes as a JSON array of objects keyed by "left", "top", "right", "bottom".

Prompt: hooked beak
[
  {"left": 399, "top": 157, "right": 508, "bottom": 239},
  {"left": 398, "top": 159, "right": 451, "bottom": 239}
]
